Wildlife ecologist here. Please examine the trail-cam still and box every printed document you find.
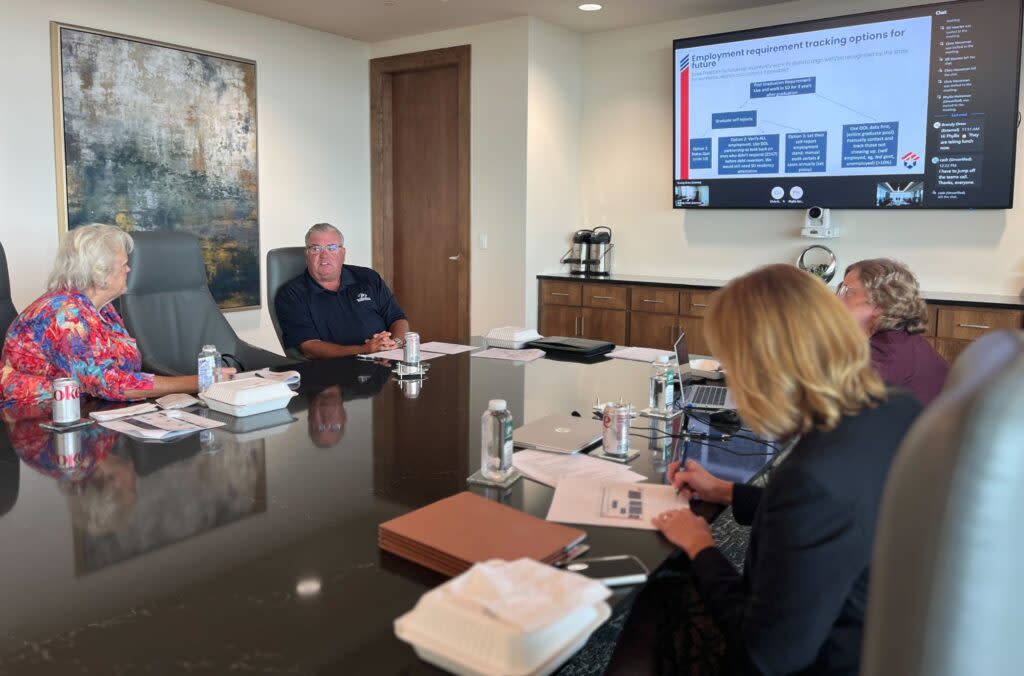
[547,476,688,530]
[100,410,225,440]
[512,450,646,487]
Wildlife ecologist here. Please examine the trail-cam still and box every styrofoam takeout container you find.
[198,378,297,417]
[394,589,610,676]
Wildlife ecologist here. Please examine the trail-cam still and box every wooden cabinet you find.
[539,305,580,338]
[926,305,1023,363]
[538,284,626,342]
[539,280,581,307]
[629,312,678,350]
[538,277,1021,361]
[581,307,627,344]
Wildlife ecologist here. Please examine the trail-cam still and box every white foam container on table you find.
[198,378,297,417]
[394,590,610,676]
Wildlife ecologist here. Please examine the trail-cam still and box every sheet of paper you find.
[231,368,301,385]
[89,403,159,421]
[419,341,480,355]
[607,347,674,363]
[512,450,646,487]
[547,476,688,531]
[155,393,202,409]
[471,348,545,363]
[366,349,445,362]
[100,410,225,440]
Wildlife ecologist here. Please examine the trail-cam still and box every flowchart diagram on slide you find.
[675,16,933,180]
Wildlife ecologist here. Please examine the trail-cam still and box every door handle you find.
[592,295,613,300]
[691,303,708,309]
[574,315,579,335]
[958,323,990,330]
[642,299,664,304]
[448,254,461,261]
[551,292,570,297]
[581,314,585,335]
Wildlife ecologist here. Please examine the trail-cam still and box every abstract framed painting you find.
[51,23,260,310]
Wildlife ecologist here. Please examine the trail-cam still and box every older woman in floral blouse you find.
[0,224,210,404]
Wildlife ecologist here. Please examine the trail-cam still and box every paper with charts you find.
[547,476,689,530]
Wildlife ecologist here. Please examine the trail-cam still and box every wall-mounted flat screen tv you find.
[673,0,1023,209]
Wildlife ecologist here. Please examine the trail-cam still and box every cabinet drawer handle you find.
[642,299,664,304]
[550,292,570,297]
[691,303,708,309]
[574,316,579,335]
[592,295,613,300]
[581,315,586,334]
[958,323,990,330]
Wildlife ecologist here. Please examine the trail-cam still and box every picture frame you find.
[50,23,260,310]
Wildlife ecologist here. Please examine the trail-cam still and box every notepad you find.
[379,492,586,577]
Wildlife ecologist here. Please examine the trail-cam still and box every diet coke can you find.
[602,402,632,457]
[54,429,82,473]
[52,377,81,425]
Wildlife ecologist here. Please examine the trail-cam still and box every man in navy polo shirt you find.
[275,223,410,358]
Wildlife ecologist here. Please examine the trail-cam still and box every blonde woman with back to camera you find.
[838,258,949,405]
[607,264,922,675]
[0,224,229,405]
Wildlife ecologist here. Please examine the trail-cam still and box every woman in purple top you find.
[838,258,949,405]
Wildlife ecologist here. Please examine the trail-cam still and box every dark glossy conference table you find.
[0,347,779,674]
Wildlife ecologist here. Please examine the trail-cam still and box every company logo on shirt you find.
[356,292,372,303]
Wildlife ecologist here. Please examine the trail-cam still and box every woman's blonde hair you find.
[48,224,133,292]
[846,258,929,334]
[704,264,886,439]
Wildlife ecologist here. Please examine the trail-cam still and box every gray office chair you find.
[119,231,294,375]
[862,330,1024,676]
[0,242,20,346]
[266,246,308,360]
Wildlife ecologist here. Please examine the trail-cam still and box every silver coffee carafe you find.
[588,226,613,276]
[561,229,593,275]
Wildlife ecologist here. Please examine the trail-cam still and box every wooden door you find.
[629,312,678,350]
[540,305,579,337]
[371,47,470,343]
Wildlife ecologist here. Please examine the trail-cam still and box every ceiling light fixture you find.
[578,3,602,11]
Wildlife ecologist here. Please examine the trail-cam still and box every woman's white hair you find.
[48,224,134,292]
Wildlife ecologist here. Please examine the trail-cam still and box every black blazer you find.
[691,391,921,675]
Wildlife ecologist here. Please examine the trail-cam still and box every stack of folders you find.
[379,492,586,578]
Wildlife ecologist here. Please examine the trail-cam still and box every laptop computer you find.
[513,414,604,454]
[673,331,737,411]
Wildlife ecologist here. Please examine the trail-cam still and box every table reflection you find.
[300,358,392,448]
[3,400,268,575]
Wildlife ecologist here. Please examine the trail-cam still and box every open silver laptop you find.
[513,414,603,454]
[673,331,737,411]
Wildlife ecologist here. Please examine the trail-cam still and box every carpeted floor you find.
[554,506,754,675]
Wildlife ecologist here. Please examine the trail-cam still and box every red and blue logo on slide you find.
[902,151,920,169]
[678,54,690,179]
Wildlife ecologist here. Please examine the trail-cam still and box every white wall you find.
[372,19,531,335]
[525,19,583,327]
[0,0,371,352]
[578,0,1024,298]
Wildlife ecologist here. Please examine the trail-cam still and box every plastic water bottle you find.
[481,399,514,482]
[197,344,221,393]
[648,355,675,414]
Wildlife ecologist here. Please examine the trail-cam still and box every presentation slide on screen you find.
[675,16,933,181]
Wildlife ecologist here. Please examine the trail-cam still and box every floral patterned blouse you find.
[0,289,154,404]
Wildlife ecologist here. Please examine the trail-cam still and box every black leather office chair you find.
[862,330,1024,676]
[0,242,20,346]
[0,425,18,519]
[119,231,294,375]
[266,246,308,360]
